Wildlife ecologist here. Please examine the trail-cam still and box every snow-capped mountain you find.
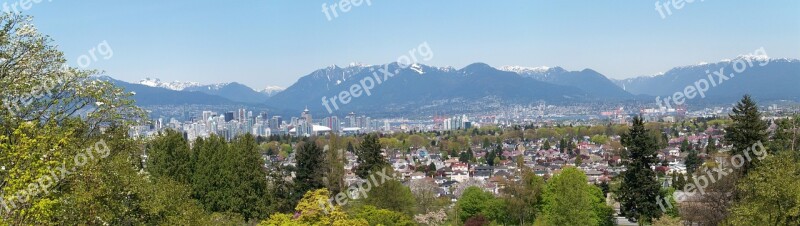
[260,86,285,97]
[138,78,201,91]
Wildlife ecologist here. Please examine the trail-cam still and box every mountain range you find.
[105,56,799,115]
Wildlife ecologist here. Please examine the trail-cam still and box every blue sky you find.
[19,0,800,89]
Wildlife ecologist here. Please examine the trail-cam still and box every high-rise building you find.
[224,112,234,122]
[346,112,356,128]
[323,116,340,133]
[270,116,283,131]
[238,108,247,121]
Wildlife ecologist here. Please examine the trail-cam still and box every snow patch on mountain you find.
[138,78,201,91]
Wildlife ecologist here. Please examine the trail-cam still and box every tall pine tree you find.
[294,140,326,202]
[618,116,662,224]
[355,134,389,178]
[724,95,768,174]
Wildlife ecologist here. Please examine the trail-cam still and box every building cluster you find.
[130,108,387,139]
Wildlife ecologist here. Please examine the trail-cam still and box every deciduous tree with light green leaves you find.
[538,167,598,226]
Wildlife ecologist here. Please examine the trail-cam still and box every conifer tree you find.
[618,116,662,224]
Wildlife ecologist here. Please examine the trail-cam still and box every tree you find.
[409,179,442,214]
[456,186,506,223]
[618,116,662,224]
[769,115,800,156]
[190,134,269,221]
[294,141,326,204]
[364,179,416,216]
[724,95,768,174]
[146,129,193,184]
[502,168,545,225]
[706,137,718,155]
[260,189,368,226]
[353,205,416,226]
[0,14,141,224]
[684,150,702,174]
[539,167,597,226]
[355,134,388,179]
[542,140,551,150]
[589,185,616,226]
[325,134,346,195]
[228,134,270,220]
[727,152,800,225]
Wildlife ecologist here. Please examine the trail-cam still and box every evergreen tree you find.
[724,95,769,174]
[542,140,551,150]
[294,141,326,202]
[229,134,270,220]
[685,150,702,174]
[146,129,193,184]
[618,116,662,224]
[355,134,389,178]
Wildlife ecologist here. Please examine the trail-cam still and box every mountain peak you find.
[138,77,201,91]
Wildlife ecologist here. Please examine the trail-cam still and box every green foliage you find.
[190,134,269,221]
[724,95,769,174]
[146,129,193,184]
[502,168,545,225]
[684,149,702,174]
[355,134,389,179]
[456,186,506,223]
[260,189,368,226]
[294,141,326,204]
[540,167,597,226]
[353,205,416,226]
[769,115,800,157]
[364,179,416,216]
[727,152,800,225]
[618,116,662,223]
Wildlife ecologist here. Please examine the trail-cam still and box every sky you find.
[17,0,800,89]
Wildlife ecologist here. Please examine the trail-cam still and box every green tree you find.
[261,189,368,226]
[355,134,389,179]
[727,152,800,225]
[456,186,506,223]
[229,134,270,220]
[618,116,662,224]
[706,137,718,155]
[294,141,326,204]
[353,205,416,226]
[0,14,141,224]
[364,179,416,216]
[502,168,545,225]
[769,115,800,156]
[325,134,346,195]
[146,129,193,184]
[542,140,551,150]
[684,150,702,174]
[724,95,769,174]
[539,167,597,226]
